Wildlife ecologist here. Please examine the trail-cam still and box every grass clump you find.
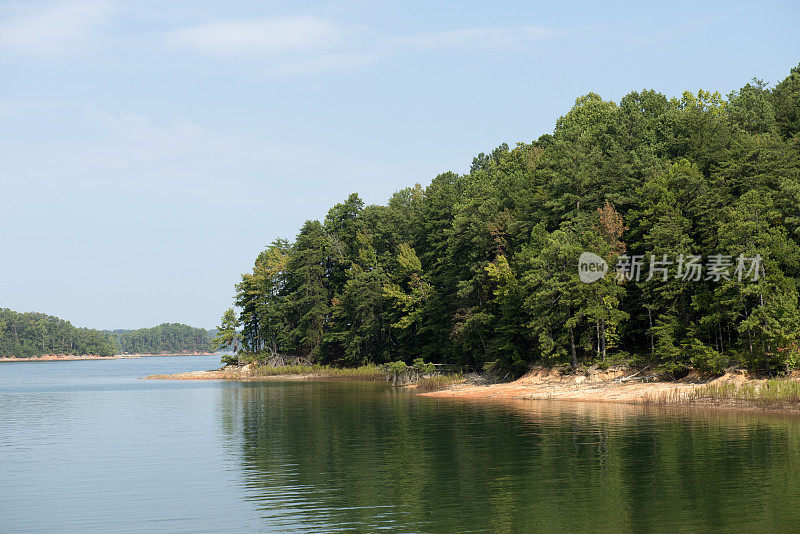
[252,363,386,381]
[322,364,386,381]
[689,378,800,407]
[416,374,463,391]
[243,358,460,388]
[253,364,322,376]
[643,378,800,408]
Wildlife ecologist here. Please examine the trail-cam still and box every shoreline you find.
[418,368,800,414]
[143,364,800,414]
[0,354,129,362]
[0,352,216,363]
[142,363,377,382]
[419,366,688,403]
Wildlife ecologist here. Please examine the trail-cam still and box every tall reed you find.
[643,379,800,408]
[252,363,386,381]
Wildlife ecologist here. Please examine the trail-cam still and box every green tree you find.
[286,220,330,361]
[211,308,240,364]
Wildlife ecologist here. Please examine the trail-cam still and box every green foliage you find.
[771,64,800,141]
[220,353,239,366]
[286,221,331,361]
[385,360,408,379]
[684,338,728,374]
[236,239,292,355]
[211,308,240,355]
[221,64,800,376]
[412,358,435,374]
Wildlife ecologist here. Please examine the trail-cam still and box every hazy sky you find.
[1,1,798,330]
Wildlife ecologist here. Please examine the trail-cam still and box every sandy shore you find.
[418,367,697,403]
[419,366,800,414]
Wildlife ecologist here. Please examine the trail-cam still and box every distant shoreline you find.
[0,352,216,362]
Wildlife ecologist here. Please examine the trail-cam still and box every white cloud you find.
[164,16,564,75]
[166,16,346,58]
[391,25,565,49]
[0,1,111,57]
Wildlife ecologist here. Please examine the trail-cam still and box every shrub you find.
[413,358,435,375]
[416,374,462,391]
[220,353,238,366]
[385,360,407,377]
[684,339,727,374]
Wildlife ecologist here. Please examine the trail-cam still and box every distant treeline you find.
[110,323,212,354]
[0,308,212,358]
[222,63,800,376]
[0,308,117,357]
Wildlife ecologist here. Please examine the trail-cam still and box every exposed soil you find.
[420,366,766,405]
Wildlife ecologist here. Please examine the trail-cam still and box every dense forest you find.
[223,64,800,376]
[0,308,118,357]
[0,309,212,358]
[110,324,212,354]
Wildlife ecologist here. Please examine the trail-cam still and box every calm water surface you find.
[3,356,800,533]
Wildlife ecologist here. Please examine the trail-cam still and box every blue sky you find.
[1,0,798,330]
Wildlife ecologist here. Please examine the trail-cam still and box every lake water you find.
[3,356,800,533]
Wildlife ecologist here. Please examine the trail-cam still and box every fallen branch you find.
[617,365,651,383]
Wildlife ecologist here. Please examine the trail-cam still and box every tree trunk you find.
[600,318,607,362]
[596,319,601,359]
[567,305,578,370]
[569,326,578,370]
